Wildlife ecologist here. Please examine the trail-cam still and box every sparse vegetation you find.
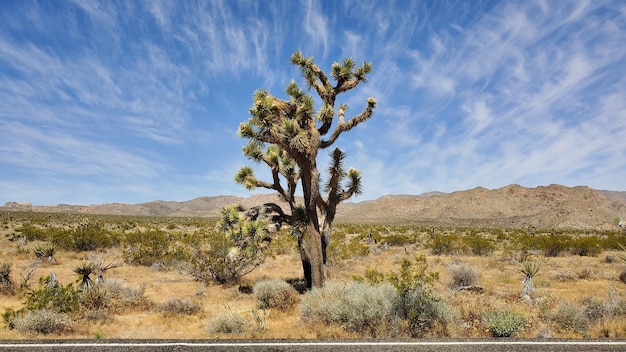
[253,278,298,311]
[158,297,202,316]
[550,301,590,333]
[11,309,73,335]
[299,281,397,337]
[190,205,270,285]
[387,255,449,337]
[448,263,479,289]
[207,312,246,334]
[0,262,14,295]
[483,310,526,337]
[1,210,626,339]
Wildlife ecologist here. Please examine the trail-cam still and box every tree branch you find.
[320,98,376,149]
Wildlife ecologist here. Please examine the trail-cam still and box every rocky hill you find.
[3,184,626,230]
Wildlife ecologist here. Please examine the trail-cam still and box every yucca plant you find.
[72,261,96,289]
[90,257,122,285]
[520,261,540,296]
[33,243,57,264]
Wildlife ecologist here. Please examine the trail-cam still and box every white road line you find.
[1,341,626,348]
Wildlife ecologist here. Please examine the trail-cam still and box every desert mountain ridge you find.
[2,184,626,230]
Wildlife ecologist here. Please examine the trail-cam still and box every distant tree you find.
[236,51,376,288]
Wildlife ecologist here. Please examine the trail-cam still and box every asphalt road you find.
[1,340,626,352]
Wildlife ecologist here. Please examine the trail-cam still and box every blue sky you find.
[1,1,625,206]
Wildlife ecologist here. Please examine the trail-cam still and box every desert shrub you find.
[79,286,109,311]
[15,224,47,241]
[483,310,526,337]
[463,234,495,256]
[4,275,79,333]
[327,238,370,264]
[387,255,449,337]
[363,267,386,284]
[47,220,117,252]
[570,236,602,257]
[207,312,246,334]
[158,297,202,316]
[427,234,459,255]
[448,264,479,289]
[268,229,296,255]
[393,288,449,337]
[299,281,397,337]
[539,235,569,257]
[190,206,270,285]
[24,275,80,314]
[382,233,413,247]
[123,228,170,266]
[581,296,612,323]
[551,301,589,333]
[12,309,73,335]
[0,262,14,295]
[103,279,153,312]
[253,278,298,311]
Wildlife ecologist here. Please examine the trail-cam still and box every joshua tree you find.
[192,205,270,284]
[236,51,376,288]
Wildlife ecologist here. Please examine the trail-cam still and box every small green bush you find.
[49,221,117,252]
[483,310,526,337]
[539,235,569,257]
[463,234,495,256]
[24,275,80,314]
[207,313,246,334]
[427,234,459,255]
[12,309,73,335]
[123,229,170,266]
[16,224,47,241]
[570,237,601,257]
[327,238,370,264]
[253,278,298,311]
[387,255,448,337]
[363,268,386,285]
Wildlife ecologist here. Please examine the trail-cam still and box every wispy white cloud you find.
[0,121,164,178]
[1,0,625,205]
[302,0,329,56]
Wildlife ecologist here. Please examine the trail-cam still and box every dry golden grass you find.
[1,218,625,340]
